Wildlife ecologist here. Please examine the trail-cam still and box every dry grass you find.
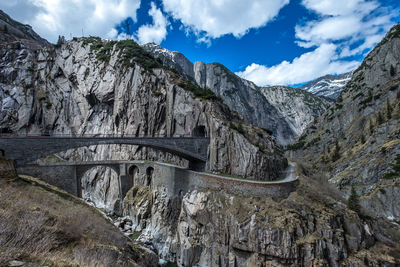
[0,163,158,267]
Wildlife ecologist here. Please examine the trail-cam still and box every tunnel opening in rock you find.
[146,167,154,188]
[192,125,207,137]
[81,166,120,213]
[128,165,139,186]
[0,149,4,157]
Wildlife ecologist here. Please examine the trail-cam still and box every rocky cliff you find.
[300,72,352,100]
[0,17,289,210]
[143,43,329,145]
[1,12,400,267]
[118,169,400,266]
[295,23,400,222]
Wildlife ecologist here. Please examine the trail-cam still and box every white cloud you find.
[236,44,359,86]
[136,2,169,44]
[0,0,141,43]
[296,0,397,51]
[238,0,399,86]
[295,16,362,47]
[301,0,376,16]
[161,0,289,39]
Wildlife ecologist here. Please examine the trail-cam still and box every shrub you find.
[387,99,392,120]
[331,141,341,162]
[178,81,220,101]
[55,35,66,48]
[347,186,361,213]
[361,134,366,144]
[116,39,162,70]
[229,122,245,135]
[390,65,396,76]
[383,154,400,179]
[377,111,384,125]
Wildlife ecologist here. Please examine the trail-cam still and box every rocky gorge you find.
[0,10,400,267]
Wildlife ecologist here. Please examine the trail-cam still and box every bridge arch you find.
[0,137,209,171]
[128,164,139,186]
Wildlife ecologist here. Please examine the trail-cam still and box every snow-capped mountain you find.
[300,72,352,100]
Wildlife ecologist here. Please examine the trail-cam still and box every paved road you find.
[279,161,297,182]
[191,161,298,185]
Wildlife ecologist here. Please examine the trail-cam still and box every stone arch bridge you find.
[0,135,209,169]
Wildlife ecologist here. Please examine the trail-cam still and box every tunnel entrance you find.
[0,149,4,157]
[192,125,207,137]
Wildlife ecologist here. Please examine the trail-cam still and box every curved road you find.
[189,161,298,184]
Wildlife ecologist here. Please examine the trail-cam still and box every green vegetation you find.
[286,135,306,151]
[211,62,239,86]
[115,39,163,70]
[390,65,396,76]
[387,99,392,120]
[229,122,245,134]
[82,37,163,70]
[55,35,65,48]
[178,81,220,101]
[383,154,400,179]
[152,90,163,97]
[369,119,374,134]
[377,111,384,125]
[359,90,373,110]
[129,231,141,240]
[331,141,341,162]
[361,134,366,144]
[82,36,116,63]
[347,186,361,213]
[0,172,150,266]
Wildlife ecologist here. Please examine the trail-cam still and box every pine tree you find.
[377,111,384,125]
[387,99,392,120]
[390,65,396,76]
[361,134,366,144]
[332,140,340,162]
[369,120,374,134]
[56,35,65,47]
[347,186,361,213]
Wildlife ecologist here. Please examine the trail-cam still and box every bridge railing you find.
[0,133,209,138]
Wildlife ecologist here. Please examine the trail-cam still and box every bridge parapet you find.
[0,136,209,168]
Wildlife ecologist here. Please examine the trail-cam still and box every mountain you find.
[1,11,400,266]
[0,9,49,47]
[300,71,352,100]
[0,36,285,182]
[143,43,329,145]
[294,22,400,222]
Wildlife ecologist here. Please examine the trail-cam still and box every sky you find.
[1,0,399,86]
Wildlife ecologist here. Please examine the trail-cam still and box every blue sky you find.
[1,0,399,86]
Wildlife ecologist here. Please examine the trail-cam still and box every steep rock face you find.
[121,176,400,266]
[0,38,286,181]
[300,72,352,100]
[143,44,328,145]
[296,23,400,221]
[0,10,49,47]
[260,86,329,138]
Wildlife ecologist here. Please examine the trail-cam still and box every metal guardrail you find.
[0,133,209,138]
